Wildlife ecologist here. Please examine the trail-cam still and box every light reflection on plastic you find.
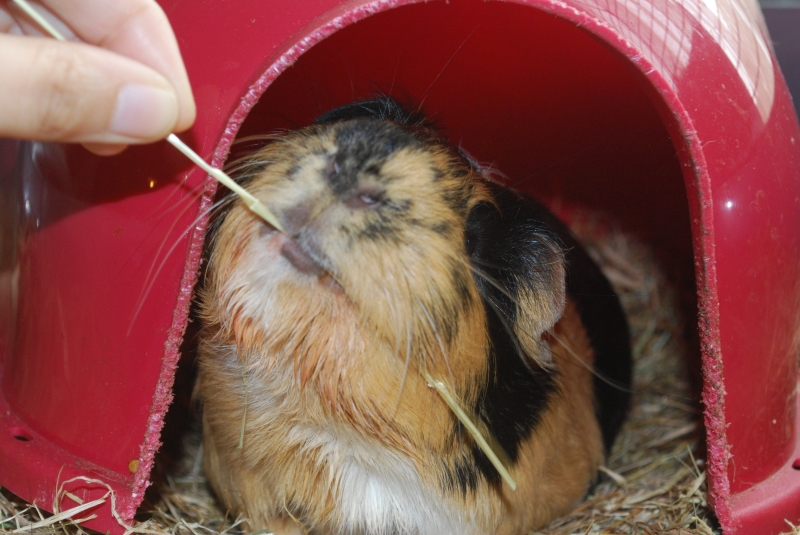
[586,0,692,90]
[581,0,774,123]
[689,0,774,122]
[725,200,734,209]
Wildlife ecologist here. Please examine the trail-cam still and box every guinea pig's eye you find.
[345,188,384,209]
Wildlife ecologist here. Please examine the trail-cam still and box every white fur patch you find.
[296,424,482,535]
[334,441,468,534]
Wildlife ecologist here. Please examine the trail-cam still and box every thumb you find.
[0,33,179,145]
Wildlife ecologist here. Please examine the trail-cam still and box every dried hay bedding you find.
[5,209,786,535]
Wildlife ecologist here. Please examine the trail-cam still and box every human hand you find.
[0,0,196,155]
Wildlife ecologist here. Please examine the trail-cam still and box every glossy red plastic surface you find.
[728,386,800,534]
[0,0,798,534]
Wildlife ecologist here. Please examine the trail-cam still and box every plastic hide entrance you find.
[0,0,798,534]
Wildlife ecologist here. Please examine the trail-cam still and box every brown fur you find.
[196,119,606,534]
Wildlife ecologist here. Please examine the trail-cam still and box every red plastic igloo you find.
[0,0,798,533]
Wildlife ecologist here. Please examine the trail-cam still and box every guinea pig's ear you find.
[512,245,566,368]
[466,193,567,369]
[314,97,426,126]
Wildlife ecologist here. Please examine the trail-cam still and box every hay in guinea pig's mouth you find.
[0,209,742,535]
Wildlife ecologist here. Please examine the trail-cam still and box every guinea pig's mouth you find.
[278,234,340,289]
[279,235,324,276]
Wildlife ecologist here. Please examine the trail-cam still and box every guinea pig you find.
[195,97,632,535]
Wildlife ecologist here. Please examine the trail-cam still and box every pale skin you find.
[0,0,196,155]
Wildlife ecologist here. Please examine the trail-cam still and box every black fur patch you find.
[460,184,632,488]
[314,97,428,127]
[326,120,421,197]
[441,184,471,216]
[352,199,414,243]
[450,261,475,314]
[471,185,632,459]
[315,98,424,197]
[441,455,480,495]
[464,191,563,486]
[357,212,402,242]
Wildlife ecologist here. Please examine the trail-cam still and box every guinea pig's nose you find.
[282,202,313,233]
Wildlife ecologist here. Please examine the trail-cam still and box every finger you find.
[39,0,196,132]
[0,6,16,32]
[82,142,128,156]
[0,33,179,144]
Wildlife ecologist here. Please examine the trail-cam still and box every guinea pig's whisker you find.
[547,331,635,395]
[127,184,210,331]
[382,284,402,356]
[239,365,249,450]
[225,159,275,174]
[389,272,422,415]
[144,173,207,220]
[463,259,554,367]
[467,256,502,271]
[416,23,482,114]
[221,162,257,178]
[388,55,401,98]
[469,260,564,370]
[417,298,455,388]
[223,154,273,174]
[482,294,529,361]
[118,180,206,278]
[480,165,511,185]
[391,318,414,419]
[225,172,272,185]
[203,195,241,245]
[208,193,239,216]
[467,264,518,304]
[128,194,235,336]
[281,502,308,532]
[220,168,274,188]
[232,133,288,146]
[458,150,510,185]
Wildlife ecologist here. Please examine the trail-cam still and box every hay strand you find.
[421,369,517,490]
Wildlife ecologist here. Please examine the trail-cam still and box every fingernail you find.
[109,84,178,139]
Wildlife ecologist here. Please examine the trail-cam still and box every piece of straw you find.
[166,135,284,231]
[421,369,517,490]
[11,0,66,41]
[238,366,249,449]
[11,498,104,533]
[51,476,161,535]
[11,0,283,231]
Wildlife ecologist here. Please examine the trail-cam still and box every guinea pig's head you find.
[200,99,566,402]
